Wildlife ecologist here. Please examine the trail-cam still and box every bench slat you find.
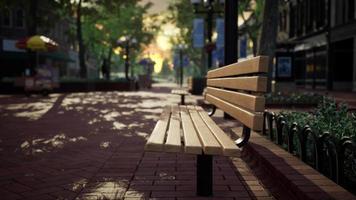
[187,105,222,155]
[180,106,202,154]
[165,105,182,152]
[145,106,171,151]
[206,94,263,131]
[206,87,265,112]
[207,56,268,78]
[207,76,267,92]
[196,106,241,157]
[172,89,189,95]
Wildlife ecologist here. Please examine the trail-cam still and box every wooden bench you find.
[171,89,189,105]
[145,56,269,196]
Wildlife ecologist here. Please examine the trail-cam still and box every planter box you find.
[189,77,206,95]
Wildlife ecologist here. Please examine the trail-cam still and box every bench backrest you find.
[205,56,269,131]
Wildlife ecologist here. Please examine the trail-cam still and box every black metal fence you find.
[262,111,356,193]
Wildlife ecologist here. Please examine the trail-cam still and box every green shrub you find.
[312,98,356,140]
[280,97,356,142]
[266,92,323,105]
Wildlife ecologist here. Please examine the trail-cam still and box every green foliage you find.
[238,0,264,55]
[82,1,158,58]
[265,92,324,105]
[166,0,205,77]
[280,98,356,142]
[159,59,173,77]
[281,111,313,128]
[313,98,356,140]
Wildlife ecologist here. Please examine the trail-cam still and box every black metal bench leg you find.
[197,154,213,196]
[181,94,185,105]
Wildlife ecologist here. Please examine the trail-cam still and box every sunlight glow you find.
[156,35,171,51]
[150,53,164,73]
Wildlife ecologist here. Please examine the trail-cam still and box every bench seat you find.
[145,105,241,157]
[145,56,269,197]
[171,89,189,95]
[171,89,189,105]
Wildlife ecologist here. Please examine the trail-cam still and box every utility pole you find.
[206,2,213,69]
[191,0,224,70]
[180,48,183,87]
[224,0,238,65]
[224,0,238,119]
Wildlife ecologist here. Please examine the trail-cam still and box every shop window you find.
[2,7,12,27]
[15,9,25,28]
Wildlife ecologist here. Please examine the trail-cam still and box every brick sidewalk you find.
[0,84,274,200]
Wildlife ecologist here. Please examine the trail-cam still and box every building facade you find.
[276,0,356,91]
[0,1,80,80]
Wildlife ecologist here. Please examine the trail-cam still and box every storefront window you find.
[2,8,12,27]
[15,9,25,28]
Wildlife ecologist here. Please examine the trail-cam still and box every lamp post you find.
[176,44,187,87]
[191,0,224,70]
[117,36,137,81]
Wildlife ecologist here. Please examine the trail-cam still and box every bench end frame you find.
[235,125,251,147]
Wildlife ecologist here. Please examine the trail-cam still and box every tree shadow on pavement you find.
[0,90,268,200]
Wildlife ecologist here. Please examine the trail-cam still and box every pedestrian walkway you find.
[0,84,275,199]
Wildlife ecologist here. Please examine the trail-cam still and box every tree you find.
[166,0,203,76]
[57,0,97,79]
[258,0,279,92]
[238,0,264,56]
[76,0,87,78]
[56,0,157,80]
[81,1,158,80]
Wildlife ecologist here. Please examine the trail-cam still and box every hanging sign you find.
[193,18,204,48]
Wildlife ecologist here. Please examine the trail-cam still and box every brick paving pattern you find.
[0,84,275,200]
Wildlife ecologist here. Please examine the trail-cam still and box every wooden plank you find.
[180,106,202,154]
[171,89,189,95]
[207,56,268,78]
[196,106,241,157]
[207,76,267,92]
[145,106,171,151]
[187,106,222,155]
[206,87,265,112]
[165,105,182,152]
[206,94,263,131]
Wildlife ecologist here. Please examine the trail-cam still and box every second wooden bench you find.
[145,56,269,196]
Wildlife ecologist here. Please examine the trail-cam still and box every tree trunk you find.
[106,47,113,80]
[77,0,87,79]
[258,0,279,92]
[124,44,130,81]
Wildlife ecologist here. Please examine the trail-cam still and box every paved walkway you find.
[0,83,274,200]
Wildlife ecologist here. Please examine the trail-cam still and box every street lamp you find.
[176,44,188,87]
[191,0,224,70]
[117,36,137,81]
